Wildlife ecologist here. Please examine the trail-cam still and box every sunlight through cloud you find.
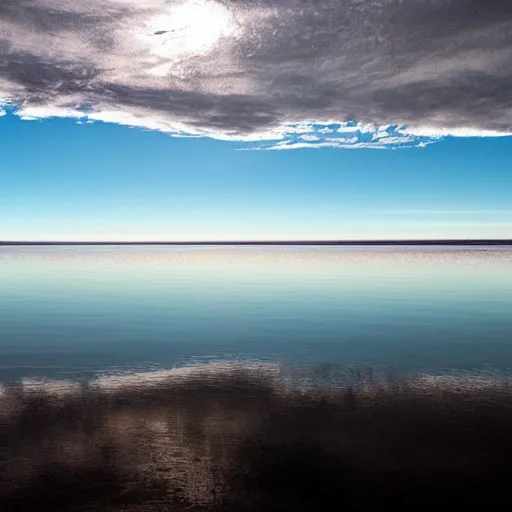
[140,0,239,58]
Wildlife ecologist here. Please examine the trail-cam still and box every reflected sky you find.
[0,246,511,383]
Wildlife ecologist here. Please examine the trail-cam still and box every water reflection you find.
[1,246,512,382]
[1,362,512,509]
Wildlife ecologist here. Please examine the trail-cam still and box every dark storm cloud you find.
[1,0,511,147]
[1,50,99,96]
[102,83,281,133]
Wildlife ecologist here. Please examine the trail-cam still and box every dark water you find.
[1,246,512,510]
[0,245,511,382]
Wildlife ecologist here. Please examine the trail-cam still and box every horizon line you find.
[1,239,511,246]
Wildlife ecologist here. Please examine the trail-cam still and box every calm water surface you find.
[1,245,511,383]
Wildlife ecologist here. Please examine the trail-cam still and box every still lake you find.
[1,245,511,383]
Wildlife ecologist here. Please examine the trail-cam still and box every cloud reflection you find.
[1,362,512,509]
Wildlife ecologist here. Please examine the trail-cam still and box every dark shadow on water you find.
[1,364,512,510]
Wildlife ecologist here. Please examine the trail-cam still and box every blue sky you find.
[1,113,511,241]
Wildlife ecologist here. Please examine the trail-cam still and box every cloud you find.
[248,122,439,150]
[1,0,512,148]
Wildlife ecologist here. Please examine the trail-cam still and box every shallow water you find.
[0,245,511,383]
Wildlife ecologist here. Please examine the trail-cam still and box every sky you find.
[1,0,512,241]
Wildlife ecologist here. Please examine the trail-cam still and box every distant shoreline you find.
[1,240,511,247]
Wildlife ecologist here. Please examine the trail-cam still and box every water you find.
[2,245,512,509]
[1,245,511,383]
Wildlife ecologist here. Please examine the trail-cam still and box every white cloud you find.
[16,105,86,121]
[264,141,345,150]
[397,125,512,138]
[251,123,439,150]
